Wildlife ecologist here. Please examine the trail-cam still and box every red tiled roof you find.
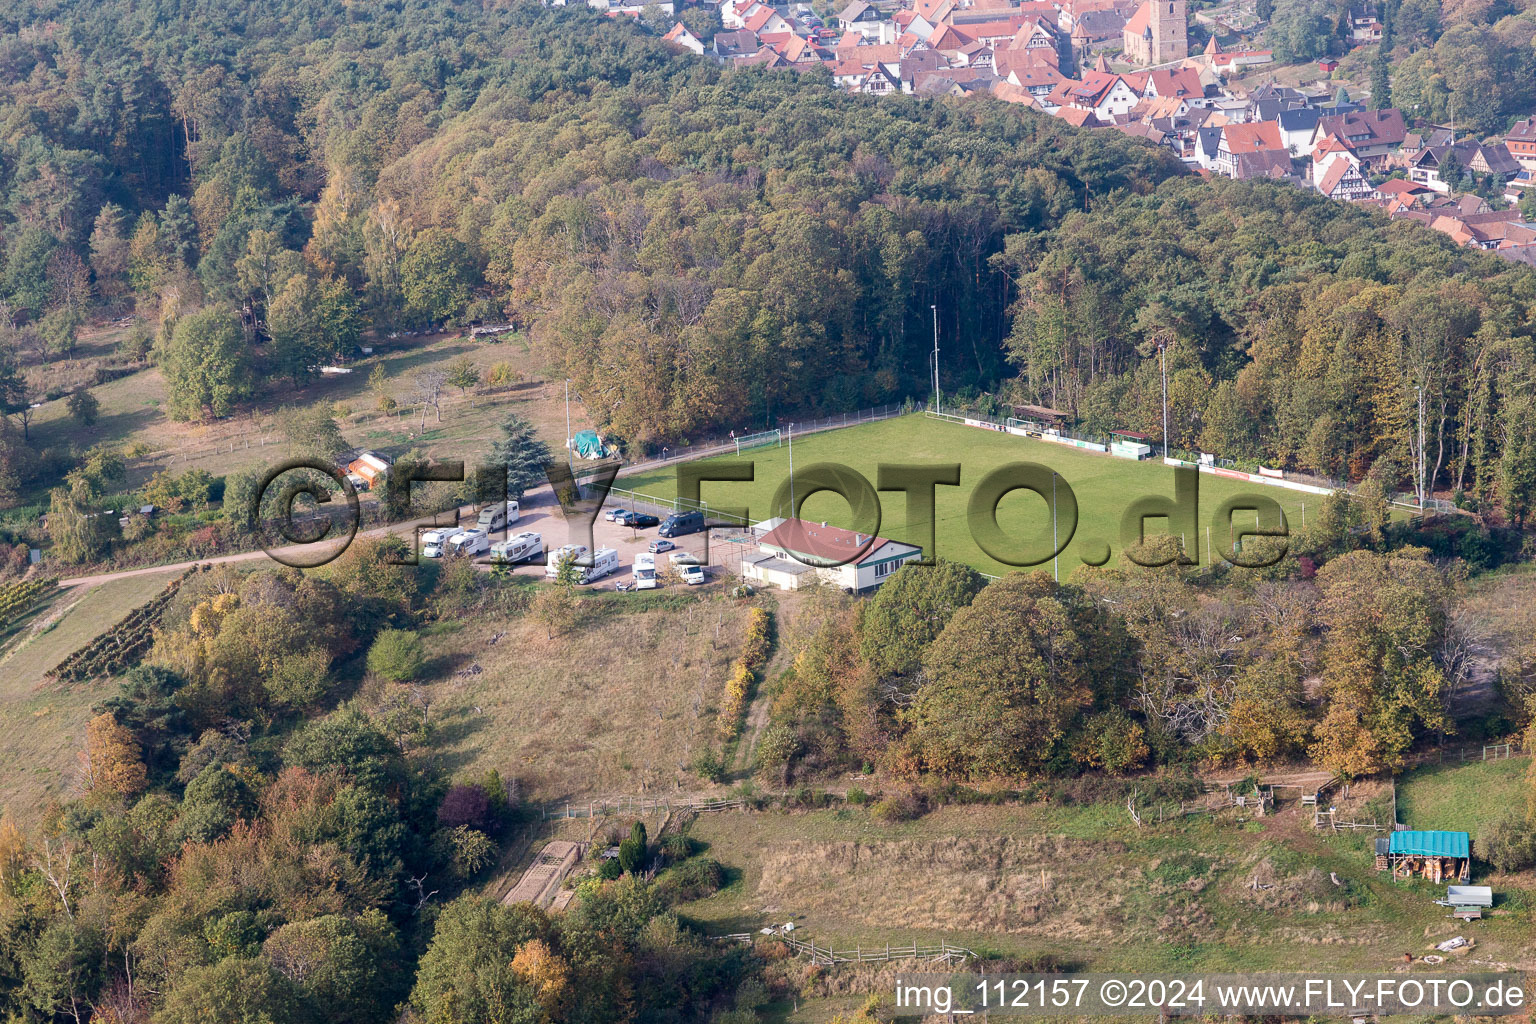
[1147,67,1202,98]
[760,519,902,565]
[1224,120,1285,154]
[1058,107,1103,127]
[1382,179,1425,198]
[1124,1,1151,35]
[743,6,780,32]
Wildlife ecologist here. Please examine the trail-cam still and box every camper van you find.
[658,510,704,538]
[633,552,658,590]
[544,544,590,578]
[447,528,490,556]
[420,528,455,559]
[490,531,543,564]
[476,501,520,533]
[579,548,620,585]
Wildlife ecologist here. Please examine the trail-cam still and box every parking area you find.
[405,493,731,591]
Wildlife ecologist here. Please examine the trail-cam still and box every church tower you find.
[1149,0,1188,63]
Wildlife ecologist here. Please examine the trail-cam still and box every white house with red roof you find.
[662,22,705,54]
[741,5,793,36]
[1314,159,1376,201]
[745,518,922,592]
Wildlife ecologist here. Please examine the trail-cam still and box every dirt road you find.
[57,484,731,591]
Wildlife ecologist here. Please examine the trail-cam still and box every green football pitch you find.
[621,414,1332,578]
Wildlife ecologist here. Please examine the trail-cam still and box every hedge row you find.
[0,576,57,629]
[49,566,203,682]
[718,607,773,742]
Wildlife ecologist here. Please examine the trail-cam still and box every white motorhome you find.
[447,528,490,556]
[579,548,620,584]
[633,552,658,590]
[420,527,455,558]
[476,500,520,532]
[491,531,543,563]
[545,544,590,578]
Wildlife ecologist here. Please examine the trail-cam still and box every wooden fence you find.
[716,933,977,967]
[1399,741,1529,770]
[539,796,746,820]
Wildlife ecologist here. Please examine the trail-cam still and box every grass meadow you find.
[0,568,185,821]
[625,415,1331,578]
[19,325,582,505]
[414,590,759,803]
[1396,757,1530,835]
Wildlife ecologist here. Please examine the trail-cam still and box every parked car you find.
[668,551,700,566]
[618,511,659,528]
[658,510,704,537]
[603,507,630,522]
[679,563,706,585]
[648,539,675,554]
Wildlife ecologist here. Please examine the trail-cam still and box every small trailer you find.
[1436,885,1492,919]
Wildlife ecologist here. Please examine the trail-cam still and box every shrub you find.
[1480,812,1536,872]
[597,858,622,880]
[1072,709,1151,776]
[692,749,726,782]
[659,833,694,859]
[617,835,644,874]
[367,628,426,682]
[846,787,869,805]
[438,783,492,830]
[753,723,799,783]
[717,662,753,742]
[657,857,724,901]
[740,608,772,669]
[869,788,926,822]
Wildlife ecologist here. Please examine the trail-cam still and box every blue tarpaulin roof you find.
[1389,830,1469,858]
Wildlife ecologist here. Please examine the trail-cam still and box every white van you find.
[633,552,658,590]
[545,544,590,578]
[491,531,543,564]
[421,527,455,558]
[447,528,490,556]
[579,548,620,584]
[476,500,519,532]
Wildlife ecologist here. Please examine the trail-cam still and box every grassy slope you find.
[0,568,184,820]
[1396,758,1530,835]
[20,329,583,500]
[625,414,1326,578]
[417,591,757,802]
[676,782,1535,979]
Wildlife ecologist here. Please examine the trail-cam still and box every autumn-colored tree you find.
[510,938,571,1018]
[904,573,1112,777]
[1308,550,1451,777]
[81,713,148,796]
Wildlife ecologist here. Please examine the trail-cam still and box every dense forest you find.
[0,0,1528,530]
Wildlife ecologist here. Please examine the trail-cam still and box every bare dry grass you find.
[675,796,1536,973]
[418,593,759,802]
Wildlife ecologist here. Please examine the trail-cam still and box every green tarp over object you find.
[1388,830,1470,858]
